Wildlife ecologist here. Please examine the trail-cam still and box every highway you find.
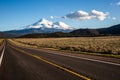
[0,40,120,80]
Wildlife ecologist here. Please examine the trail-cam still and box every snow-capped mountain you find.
[4,18,74,37]
[21,18,73,30]
[25,18,53,29]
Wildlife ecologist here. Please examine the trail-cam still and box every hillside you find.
[19,32,73,38]
[0,32,12,38]
[19,24,120,38]
[71,24,120,36]
[99,24,120,35]
[70,29,100,36]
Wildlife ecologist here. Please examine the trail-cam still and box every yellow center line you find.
[10,45,91,80]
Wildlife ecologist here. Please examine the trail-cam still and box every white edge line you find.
[15,45,120,66]
[0,46,5,67]
[45,51,120,66]
[66,55,120,66]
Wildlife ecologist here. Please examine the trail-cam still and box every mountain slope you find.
[19,32,72,38]
[0,32,12,38]
[99,24,120,35]
[23,18,72,30]
[70,29,100,36]
[70,24,120,36]
[4,18,74,37]
[22,18,53,29]
[20,24,120,38]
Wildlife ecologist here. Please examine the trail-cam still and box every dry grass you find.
[11,37,120,55]
[0,39,3,46]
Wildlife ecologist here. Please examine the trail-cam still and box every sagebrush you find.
[13,37,120,54]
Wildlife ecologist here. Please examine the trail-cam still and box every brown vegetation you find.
[12,37,120,55]
[0,39,3,45]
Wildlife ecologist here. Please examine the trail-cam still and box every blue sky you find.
[0,0,120,31]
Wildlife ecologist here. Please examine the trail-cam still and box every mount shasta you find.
[4,18,74,37]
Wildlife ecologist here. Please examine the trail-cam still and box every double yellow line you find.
[10,45,91,80]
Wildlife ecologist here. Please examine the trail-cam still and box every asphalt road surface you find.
[0,40,120,80]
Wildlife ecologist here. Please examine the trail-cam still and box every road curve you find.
[0,40,120,80]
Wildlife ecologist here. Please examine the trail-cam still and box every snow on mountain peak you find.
[21,18,73,30]
[38,18,53,25]
[53,22,70,30]
[28,18,53,29]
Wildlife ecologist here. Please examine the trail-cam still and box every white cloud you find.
[50,16,61,19]
[110,1,120,6]
[116,2,120,6]
[112,17,117,20]
[64,10,95,20]
[50,16,54,19]
[63,10,108,21]
[91,10,108,20]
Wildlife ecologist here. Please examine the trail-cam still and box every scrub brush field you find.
[11,37,120,55]
[0,39,3,45]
